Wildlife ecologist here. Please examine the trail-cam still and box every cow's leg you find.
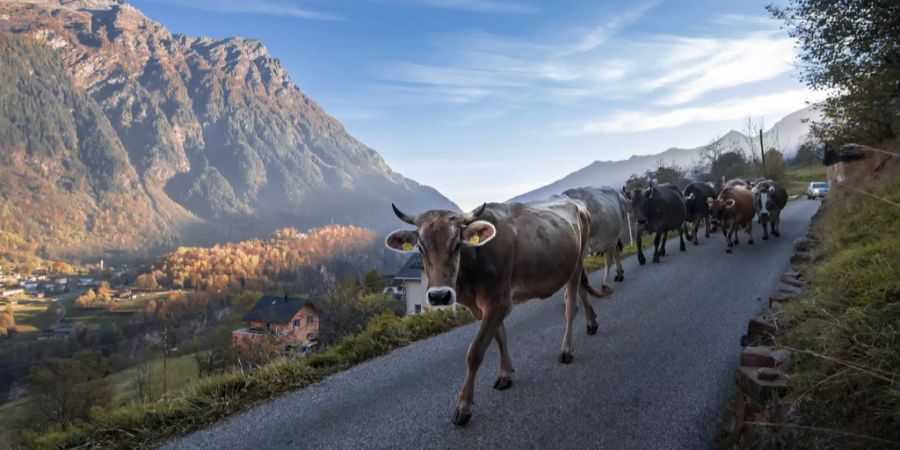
[746,221,754,245]
[704,216,711,238]
[679,225,686,251]
[636,228,646,265]
[652,231,662,263]
[684,222,693,241]
[761,216,769,240]
[601,249,612,288]
[659,231,668,256]
[692,219,700,245]
[559,278,580,363]
[579,285,599,336]
[492,323,514,391]
[726,226,734,253]
[772,214,780,237]
[453,303,505,426]
[613,244,624,282]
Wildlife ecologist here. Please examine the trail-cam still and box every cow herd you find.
[384,177,789,426]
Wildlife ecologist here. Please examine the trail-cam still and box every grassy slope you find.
[776,169,899,447]
[782,163,828,197]
[25,309,475,449]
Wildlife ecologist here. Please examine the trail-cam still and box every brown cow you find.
[708,186,756,253]
[385,199,609,426]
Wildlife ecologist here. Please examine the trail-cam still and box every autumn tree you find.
[25,354,112,429]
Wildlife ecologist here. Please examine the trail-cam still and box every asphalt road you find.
[166,199,820,450]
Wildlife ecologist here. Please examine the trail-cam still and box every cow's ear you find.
[385,229,419,253]
[462,220,496,247]
[725,199,736,209]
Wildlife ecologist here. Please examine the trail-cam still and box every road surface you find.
[166,199,820,450]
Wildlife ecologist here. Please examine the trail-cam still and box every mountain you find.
[0,0,456,263]
[510,106,820,203]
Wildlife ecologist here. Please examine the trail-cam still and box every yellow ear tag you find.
[402,242,413,251]
[469,235,480,245]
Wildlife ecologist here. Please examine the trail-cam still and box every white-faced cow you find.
[682,182,717,245]
[627,183,687,264]
[562,187,631,290]
[708,186,756,253]
[752,180,788,240]
[385,199,609,426]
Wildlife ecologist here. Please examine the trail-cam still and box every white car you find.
[806,182,830,199]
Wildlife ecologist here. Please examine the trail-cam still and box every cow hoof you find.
[614,274,624,282]
[773,232,780,237]
[559,352,574,364]
[493,376,513,391]
[726,248,732,254]
[693,240,699,246]
[586,322,599,336]
[749,240,754,245]
[451,407,472,426]
[638,254,646,265]
[652,256,660,264]
[685,234,693,241]
[680,245,686,252]
[763,235,769,240]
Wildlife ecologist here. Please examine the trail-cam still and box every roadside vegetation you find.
[21,308,474,449]
[773,163,899,447]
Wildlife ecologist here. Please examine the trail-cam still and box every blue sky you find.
[132,0,821,210]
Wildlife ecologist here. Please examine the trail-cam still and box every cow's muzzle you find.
[426,287,456,306]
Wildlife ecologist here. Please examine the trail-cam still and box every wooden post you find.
[759,129,766,178]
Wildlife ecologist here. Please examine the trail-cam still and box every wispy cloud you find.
[370,3,797,113]
[564,89,827,135]
[147,0,344,20]
[378,0,538,14]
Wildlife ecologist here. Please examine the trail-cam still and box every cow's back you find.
[475,200,586,301]
[650,184,686,231]
[563,187,629,249]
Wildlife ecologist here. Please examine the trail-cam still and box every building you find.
[232,295,319,354]
[393,253,456,315]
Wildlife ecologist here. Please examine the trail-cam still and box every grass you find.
[23,309,475,449]
[4,299,60,342]
[106,354,200,406]
[782,163,828,197]
[772,169,900,447]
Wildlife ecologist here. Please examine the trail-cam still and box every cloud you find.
[380,0,538,14]
[567,89,828,135]
[147,0,344,20]
[371,2,797,110]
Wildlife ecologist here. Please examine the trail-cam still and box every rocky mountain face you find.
[510,107,820,203]
[0,0,455,262]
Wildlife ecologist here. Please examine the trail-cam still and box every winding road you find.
[166,199,820,450]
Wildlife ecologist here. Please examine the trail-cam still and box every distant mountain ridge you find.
[510,106,821,203]
[0,0,456,262]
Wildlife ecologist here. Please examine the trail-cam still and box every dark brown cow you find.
[708,186,756,253]
[385,199,608,426]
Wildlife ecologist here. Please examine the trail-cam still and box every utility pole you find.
[759,129,766,178]
[162,325,168,397]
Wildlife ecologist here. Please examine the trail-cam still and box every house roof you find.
[394,253,423,280]
[243,295,313,324]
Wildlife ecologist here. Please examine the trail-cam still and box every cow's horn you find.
[686,193,695,201]
[392,203,415,225]
[463,203,487,224]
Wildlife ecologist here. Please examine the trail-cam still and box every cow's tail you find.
[581,270,612,299]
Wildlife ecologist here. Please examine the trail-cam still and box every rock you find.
[779,274,807,288]
[794,238,813,252]
[783,268,801,279]
[790,251,812,264]
[778,283,805,295]
[741,346,793,370]
[770,291,799,304]
[742,316,777,346]
[735,367,790,404]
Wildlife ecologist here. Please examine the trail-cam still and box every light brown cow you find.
[385,198,609,426]
[708,186,757,253]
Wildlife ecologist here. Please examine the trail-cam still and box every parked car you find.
[806,181,830,199]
